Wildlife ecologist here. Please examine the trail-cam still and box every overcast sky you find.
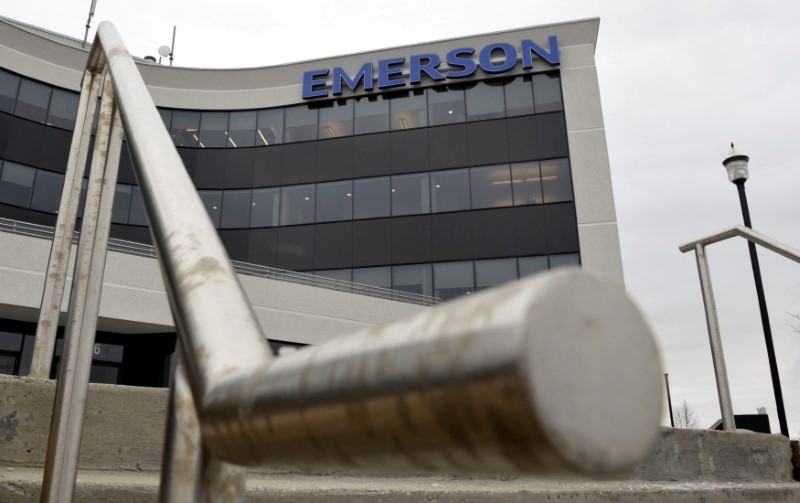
[3,0,799,434]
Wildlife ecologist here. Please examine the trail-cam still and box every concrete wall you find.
[0,231,425,344]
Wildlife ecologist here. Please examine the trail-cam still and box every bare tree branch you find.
[674,399,700,429]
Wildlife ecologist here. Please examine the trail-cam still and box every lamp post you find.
[722,144,789,437]
[664,373,674,428]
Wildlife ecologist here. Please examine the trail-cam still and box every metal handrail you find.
[0,217,440,306]
[34,22,663,502]
[678,225,800,431]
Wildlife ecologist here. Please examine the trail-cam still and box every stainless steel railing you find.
[33,22,664,502]
[0,217,440,306]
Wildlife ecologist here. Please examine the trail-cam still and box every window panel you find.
[427,86,466,126]
[318,100,353,139]
[0,70,20,113]
[316,180,352,223]
[198,190,222,228]
[391,172,430,216]
[433,261,474,300]
[228,111,257,147]
[170,111,200,147]
[46,89,79,129]
[221,189,252,228]
[354,95,389,134]
[388,89,427,130]
[128,187,147,226]
[511,161,543,206]
[470,165,512,209]
[392,263,433,297]
[353,176,390,219]
[256,109,284,145]
[15,79,51,122]
[158,109,172,130]
[110,184,132,224]
[549,253,580,269]
[540,158,573,203]
[315,269,352,282]
[250,187,280,227]
[518,256,549,277]
[430,169,470,213]
[199,111,229,148]
[353,266,391,289]
[504,76,535,117]
[284,105,318,143]
[475,258,517,291]
[30,170,64,213]
[533,73,563,113]
[280,184,315,225]
[0,331,23,352]
[0,161,35,207]
[465,81,505,121]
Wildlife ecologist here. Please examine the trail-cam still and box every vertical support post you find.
[29,72,101,380]
[693,243,735,431]
[40,74,124,503]
[664,373,675,428]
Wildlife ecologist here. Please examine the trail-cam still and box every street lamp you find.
[722,144,789,437]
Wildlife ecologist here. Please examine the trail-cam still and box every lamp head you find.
[722,142,750,183]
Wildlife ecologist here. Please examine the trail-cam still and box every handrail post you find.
[693,243,735,431]
[40,74,124,502]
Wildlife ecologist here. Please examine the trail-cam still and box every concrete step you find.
[1,467,799,502]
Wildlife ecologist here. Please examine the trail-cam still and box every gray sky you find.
[4,0,799,434]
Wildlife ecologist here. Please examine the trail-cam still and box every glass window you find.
[353,267,391,289]
[316,180,352,223]
[256,109,284,145]
[433,261,474,300]
[465,81,505,121]
[158,109,172,131]
[431,169,470,213]
[284,105,318,143]
[0,331,23,351]
[0,354,16,375]
[504,76,535,117]
[15,79,51,122]
[354,95,389,134]
[110,184,132,224]
[30,170,64,213]
[315,269,352,282]
[221,189,252,228]
[128,187,147,226]
[171,111,200,147]
[533,73,563,113]
[46,89,79,129]
[392,264,433,297]
[549,253,580,269]
[470,165,512,209]
[475,258,517,291]
[0,70,20,113]
[280,184,315,225]
[198,190,222,228]
[77,178,88,218]
[250,187,280,227]
[353,176,390,219]
[0,161,35,207]
[511,161,543,206]
[318,100,353,139]
[540,158,573,203]
[391,172,430,216]
[228,111,257,148]
[199,112,229,148]
[388,89,427,130]
[18,334,35,377]
[518,256,549,277]
[427,86,466,126]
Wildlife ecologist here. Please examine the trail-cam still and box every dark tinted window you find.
[518,256,548,277]
[392,263,433,296]
[315,269,352,282]
[257,109,284,145]
[353,176,390,219]
[431,169,470,213]
[354,95,389,134]
[475,258,517,291]
[511,161,543,205]
[250,187,280,227]
[549,253,580,268]
[316,180,352,223]
[540,158,573,203]
[221,189,251,228]
[171,111,200,147]
[433,261,474,300]
[30,170,64,213]
[504,76,534,116]
[353,266,391,289]
[388,89,427,130]
[110,184,132,224]
[470,165,512,209]
[15,79,51,122]
[391,172,430,216]
[46,89,79,129]
[284,106,318,143]
[228,111,257,148]
[128,187,147,226]
[198,190,222,228]
[318,100,353,139]
[533,73,563,113]
[428,86,466,126]
[465,81,505,121]
[280,184,315,225]
[0,161,35,207]
[0,70,20,113]
[158,109,172,130]
[199,112,229,148]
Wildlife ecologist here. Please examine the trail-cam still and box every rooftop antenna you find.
[82,0,98,48]
[169,26,176,66]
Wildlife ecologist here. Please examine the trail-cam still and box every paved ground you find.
[2,467,799,502]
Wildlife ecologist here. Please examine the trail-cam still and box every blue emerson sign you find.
[302,35,559,99]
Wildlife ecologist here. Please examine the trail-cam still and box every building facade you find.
[0,16,622,386]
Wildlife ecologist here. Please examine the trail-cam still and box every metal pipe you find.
[735,179,789,437]
[664,373,674,428]
[40,76,124,502]
[29,73,101,380]
[692,243,735,431]
[679,225,800,263]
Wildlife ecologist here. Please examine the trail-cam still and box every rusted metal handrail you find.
[36,21,664,502]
